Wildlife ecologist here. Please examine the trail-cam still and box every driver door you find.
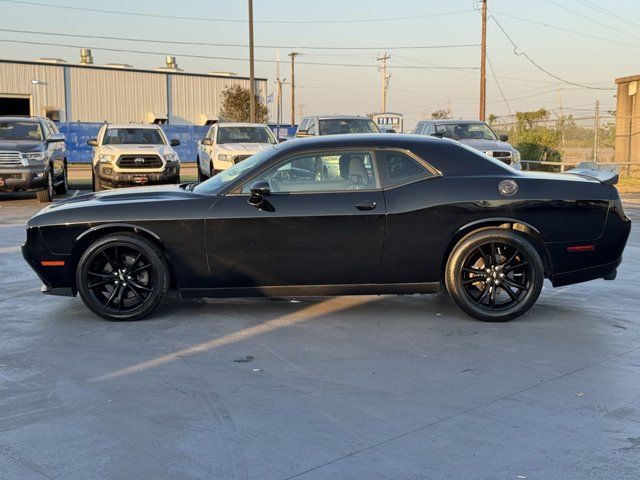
[205,149,386,288]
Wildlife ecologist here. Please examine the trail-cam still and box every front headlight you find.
[24,152,46,162]
[98,154,115,164]
[164,153,178,162]
[218,154,233,162]
[512,150,521,163]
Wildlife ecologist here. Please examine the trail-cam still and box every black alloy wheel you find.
[77,233,169,321]
[446,228,543,322]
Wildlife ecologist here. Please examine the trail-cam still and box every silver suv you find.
[413,119,522,170]
[296,115,380,137]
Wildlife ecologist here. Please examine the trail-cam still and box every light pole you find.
[289,52,301,127]
[479,0,487,121]
[248,0,256,123]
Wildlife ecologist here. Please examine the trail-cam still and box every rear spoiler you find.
[565,162,619,185]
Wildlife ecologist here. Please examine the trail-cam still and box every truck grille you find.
[0,151,23,167]
[117,155,163,169]
[233,155,252,164]
[485,150,511,164]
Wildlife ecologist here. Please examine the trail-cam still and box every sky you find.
[1,0,637,129]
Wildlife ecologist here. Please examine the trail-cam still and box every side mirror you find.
[87,138,98,147]
[277,137,288,142]
[170,138,180,147]
[248,181,273,210]
[295,129,309,137]
[499,134,509,142]
[201,137,213,146]
[47,133,65,143]
[431,132,444,138]
[385,129,396,134]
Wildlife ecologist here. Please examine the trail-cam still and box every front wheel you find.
[197,157,207,182]
[54,162,68,194]
[76,233,170,321]
[36,170,54,202]
[445,229,544,322]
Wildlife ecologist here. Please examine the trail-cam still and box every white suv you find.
[197,123,277,180]
[88,124,181,191]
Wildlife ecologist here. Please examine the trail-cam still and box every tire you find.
[445,228,544,322]
[36,170,54,202]
[92,168,103,192]
[197,158,207,182]
[76,233,170,321]
[54,162,68,194]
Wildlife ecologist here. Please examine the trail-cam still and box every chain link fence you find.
[490,114,639,177]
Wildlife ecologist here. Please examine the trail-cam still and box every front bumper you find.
[96,164,180,188]
[22,227,76,296]
[0,165,48,191]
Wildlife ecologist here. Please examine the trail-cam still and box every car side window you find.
[242,151,378,193]
[423,123,436,135]
[377,151,433,187]
[298,118,310,132]
[307,119,317,135]
[414,122,425,134]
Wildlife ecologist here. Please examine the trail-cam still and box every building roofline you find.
[0,58,268,82]
[615,74,640,85]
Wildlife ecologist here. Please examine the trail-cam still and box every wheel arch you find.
[71,224,176,289]
[441,218,553,280]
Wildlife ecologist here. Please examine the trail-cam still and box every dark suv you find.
[0,116,68,202]
[296,115,380,137]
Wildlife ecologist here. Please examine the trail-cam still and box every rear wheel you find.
[36,169,54,202]
[445,229,543,322]
[76,233,170,321]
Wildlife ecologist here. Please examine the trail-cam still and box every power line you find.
[489,15,615,91]
[0,0,473,24]
[577,0,640,31]
[491,10,640,50]
[485,53,511,114]
[0,38,479,70]
[0,28,478,51]
[544,0,640,42]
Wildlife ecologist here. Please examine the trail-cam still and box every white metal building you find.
[0,54,267,125]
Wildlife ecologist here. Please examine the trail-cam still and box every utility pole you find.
[594,99,600,162]
[289,52,301,127]
[248,0,255,123]
[377,52,391,113]
[479,0,487,121]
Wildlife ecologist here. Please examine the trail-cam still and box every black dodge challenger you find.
[22,134,631,322]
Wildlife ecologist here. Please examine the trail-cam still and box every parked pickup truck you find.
[0,116,68,202]
[197,123,277,180]
[88,124,181,191]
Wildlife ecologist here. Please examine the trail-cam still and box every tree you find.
[219,85,268,123]
[488,113,498,124]
[431,108,450,120]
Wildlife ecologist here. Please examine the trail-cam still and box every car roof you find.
[217,123,270,127]
[418,119,487,125]
[105,124,162,129]
[274,133,446,152]
[0,116,41,123]
[305,115,373,121]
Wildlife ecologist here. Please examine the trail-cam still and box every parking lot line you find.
[0,246,21,254]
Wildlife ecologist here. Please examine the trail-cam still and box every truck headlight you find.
[218,154,232,162]
[512,150,521,163]
[98,154,115,164]
[164,153,178,162]
[24,152,46,162]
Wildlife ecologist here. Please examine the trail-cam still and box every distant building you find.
[0,51,267,125]
[614,74,640,163]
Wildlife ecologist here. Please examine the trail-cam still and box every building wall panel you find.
[69,67,167,123]
[0,62,66,119]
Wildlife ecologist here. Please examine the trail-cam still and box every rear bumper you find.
[551,257,622,287]
[0,166,48,191]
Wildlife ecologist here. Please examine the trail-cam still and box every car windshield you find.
[103,128,165,145]
[318,119,380,135]
[0,121,43,141]
[435,122,498,141]
[193,146,277,194]
[217,126,276,144]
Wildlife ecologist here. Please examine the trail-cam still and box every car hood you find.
[458,138,516,152]
[217,143,271,153]
[99,144,174,155]
[28,184,203,226]
[0,140,44,153]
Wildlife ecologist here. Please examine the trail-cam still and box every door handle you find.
[355,201,377,211]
